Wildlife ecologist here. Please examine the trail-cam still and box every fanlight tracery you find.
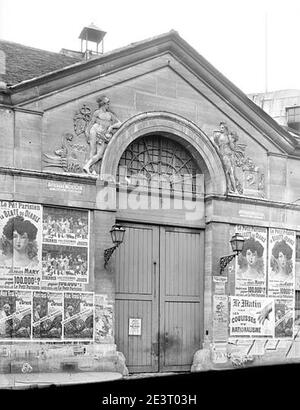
[117,135,202,198]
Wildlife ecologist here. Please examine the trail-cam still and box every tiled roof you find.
[0,40,82,86]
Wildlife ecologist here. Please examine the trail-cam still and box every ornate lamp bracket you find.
[104,245,118,268]
[219,233,245,274]
[104,224,126,268]
[219,253,237,275]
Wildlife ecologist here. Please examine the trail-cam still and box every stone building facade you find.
[0,31,300,374]
[248,89,300,132]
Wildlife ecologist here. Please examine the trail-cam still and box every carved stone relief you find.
[43,96,122,176]
[212,122,265,197]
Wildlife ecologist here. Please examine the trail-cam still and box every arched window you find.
[117,135,202,199]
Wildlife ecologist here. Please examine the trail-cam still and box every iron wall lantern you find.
[219,233,245,274]
[104,224,126,268]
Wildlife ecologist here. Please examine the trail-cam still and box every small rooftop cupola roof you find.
[79,23,106,59]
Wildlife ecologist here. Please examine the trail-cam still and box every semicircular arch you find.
[100,111,227,195]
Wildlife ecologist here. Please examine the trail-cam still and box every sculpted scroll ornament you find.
[212,122,265,197]
[43,97,122,176]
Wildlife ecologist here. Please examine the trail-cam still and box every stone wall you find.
[1,43,300,374]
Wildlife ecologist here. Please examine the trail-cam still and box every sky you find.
[0,0,300,94]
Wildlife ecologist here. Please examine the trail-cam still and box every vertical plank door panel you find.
[115,223,159,373]
[160,227,204,371]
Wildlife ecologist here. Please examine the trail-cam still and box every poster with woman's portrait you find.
[235,225,267,297]
[0,290,32,340]
[0,202,13,287]
[63,292,94,341]
[0,201,42,289]
[32,291,63,340]
[268,228,295,299]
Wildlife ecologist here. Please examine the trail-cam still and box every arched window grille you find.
[117,135,202,199]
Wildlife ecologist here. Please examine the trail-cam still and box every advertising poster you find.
[0,202,13,288]
[213,276,227,295]
[213,295,229,342]
[211,343,228,364]
[32,291,63,340]
[0,201,42,289]
[42,207,88,247]
[268,228,295,298]
[0,202,90,293]
[0,290,31,340]
[42,245,88,283]
[63,292,94,340]
[229,296,275,338]
[95,294,114,344]
[41,280,84,292]
[274,298,294,339]
[295,261,300,290]
[235,225,267,297]
[42,207,89,287]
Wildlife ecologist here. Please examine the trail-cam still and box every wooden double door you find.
[115,223,204,373]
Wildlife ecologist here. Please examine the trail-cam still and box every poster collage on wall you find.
[0,201,95,342]
[230,225,296,340]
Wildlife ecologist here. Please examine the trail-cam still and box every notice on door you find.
[129,318,142,336]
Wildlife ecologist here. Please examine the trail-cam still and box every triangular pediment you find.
[7,31,298,158]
